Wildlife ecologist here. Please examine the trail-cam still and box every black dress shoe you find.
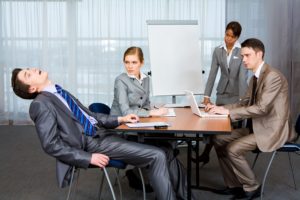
[191,153,210,167]
[231,186,261,200]
[244,186,261,200]
[210,187,244,196]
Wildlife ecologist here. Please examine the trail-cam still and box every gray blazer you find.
[204,45,248,105]
[110,73,151,117]
[29,91,119,188]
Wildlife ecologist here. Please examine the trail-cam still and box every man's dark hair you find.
[241,38,265,59]
[11,68,38,99]
[226,21,242,38]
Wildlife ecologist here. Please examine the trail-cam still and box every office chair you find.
[252,114,300,200]
[66,160,125,200]
[89,102,111,115]
[88,102,146,200]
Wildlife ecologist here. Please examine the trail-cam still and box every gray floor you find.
[0,125,299,200]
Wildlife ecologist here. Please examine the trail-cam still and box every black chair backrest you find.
[88,103,111,114]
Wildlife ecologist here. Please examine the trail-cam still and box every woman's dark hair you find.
[226,21,242,38]
[11,68,38,99]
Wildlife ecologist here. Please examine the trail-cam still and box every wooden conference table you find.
[115,108,231,200]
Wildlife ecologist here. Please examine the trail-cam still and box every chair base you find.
[66,166,117,200]
[252,150,298,200]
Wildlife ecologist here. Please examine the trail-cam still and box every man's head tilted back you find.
[11,68,50,99]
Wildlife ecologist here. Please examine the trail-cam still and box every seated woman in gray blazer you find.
[111,46,194,199]
[110,46,167,117]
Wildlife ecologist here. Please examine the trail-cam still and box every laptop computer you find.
[185,90,228,118]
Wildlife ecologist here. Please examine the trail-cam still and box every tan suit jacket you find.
[226,63,296,152]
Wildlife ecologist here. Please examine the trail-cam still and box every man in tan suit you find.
[206,38,296,200]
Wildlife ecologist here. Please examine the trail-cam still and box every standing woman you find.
[110,46,167,117]
[196,21,248,165]
[111,46,195,199]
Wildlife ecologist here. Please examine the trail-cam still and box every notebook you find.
[185,90,228,118]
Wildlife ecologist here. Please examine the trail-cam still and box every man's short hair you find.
[11,68,38,99]
[241,38,265,58]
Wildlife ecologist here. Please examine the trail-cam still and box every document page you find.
[163,108,176,117]
[125,122,170,128]
[164,103,189,108]
[163,103,205,108]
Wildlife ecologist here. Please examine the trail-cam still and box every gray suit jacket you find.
[110,73,151,117]
[29,91,119,188]
[226,64,296,152]
[204,45,248,105]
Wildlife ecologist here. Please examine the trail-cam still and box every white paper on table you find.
[162,108,176,117]
[125,122,170,128]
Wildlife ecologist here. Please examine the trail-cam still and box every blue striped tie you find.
[55,84,96,136]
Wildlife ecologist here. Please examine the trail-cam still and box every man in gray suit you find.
[206,38,296,199]
[11,67,177,200]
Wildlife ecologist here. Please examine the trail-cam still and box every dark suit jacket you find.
[29,91,119,187]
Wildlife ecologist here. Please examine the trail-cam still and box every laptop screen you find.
[185,90,228,118]
[185,90,202,116]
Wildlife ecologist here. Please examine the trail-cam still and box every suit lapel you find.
[221,49,230,74]
[130,77,146,92]
[256,64,268,94]
[249,63,269,105]
[41,91,77,121]
[135,79,145,91]
[228,48,239,69]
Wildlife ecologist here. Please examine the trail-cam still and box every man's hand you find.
[118,114,139,124]
[205,104,229,115]
[90,153,110,168]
